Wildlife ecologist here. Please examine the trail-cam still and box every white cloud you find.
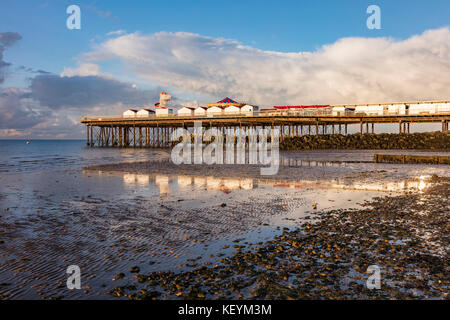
[83,28,450,106]
[106,30,126,36]
[60,63,101,77]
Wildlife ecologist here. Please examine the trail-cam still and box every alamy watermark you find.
[66,5,81,30]
[366,5,381,30]
[366,265,381,289]
[66,265,81,289]
[170,121,279,175]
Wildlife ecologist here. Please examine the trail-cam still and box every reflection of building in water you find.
[344,180,429,192]
[122,172,170,195]
[180,175,254,191]
[155,175,170,196]
[240,178,253,190]
[123,173,137,186]
[266,178,429,192]
[177,175,193,187]
[136,174,150,186]
[223,178,240,189]
[202,176,254,191]
[194,176,207,188]
[88,168,429,195]
[123,173,151,186]
[207,176,222,189]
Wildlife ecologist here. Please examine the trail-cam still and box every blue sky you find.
[2,0,449,81]
[0,0,449,138]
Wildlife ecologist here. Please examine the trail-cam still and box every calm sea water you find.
[1,139,449,174]
[0,140,169,173]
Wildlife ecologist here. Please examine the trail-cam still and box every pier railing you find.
[81,109,450,122]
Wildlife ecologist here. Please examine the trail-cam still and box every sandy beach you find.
[109,178,449,300]
[1,146,448,300]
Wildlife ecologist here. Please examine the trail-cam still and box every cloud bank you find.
[85,28,450,105]
[0,31,165,137]
[0,73,162,137]
[29,74,161,110]
[2,27,450,138]
[0,32,22,84]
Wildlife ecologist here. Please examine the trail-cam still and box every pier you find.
[81,112,450,148]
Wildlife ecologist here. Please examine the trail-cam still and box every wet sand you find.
[108,178,450,300]
[0,149,449,299]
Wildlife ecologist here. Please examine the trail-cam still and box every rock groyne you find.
[280,132,449,150]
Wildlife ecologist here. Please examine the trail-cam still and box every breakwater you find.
[374,154,450,164]
[280,132,450,150]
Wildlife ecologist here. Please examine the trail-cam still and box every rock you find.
[113,273,125,281]
[129,266,140,273]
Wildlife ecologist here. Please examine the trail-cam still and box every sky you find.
[0,0,449,138]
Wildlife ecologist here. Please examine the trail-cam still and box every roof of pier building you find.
[273,105,330,109]
[207,97,244,108]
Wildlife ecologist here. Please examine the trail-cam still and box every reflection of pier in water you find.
[82,169,431,194]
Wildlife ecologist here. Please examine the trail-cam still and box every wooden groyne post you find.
[374,154,450,164]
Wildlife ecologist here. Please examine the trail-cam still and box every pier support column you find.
[98,127,102,147]
[165,127,167,147]
[168,127,171,146]
[399,121,402,134]
[90,126,93,146]
[149,127,152,147]
[145,127,148,147]
[110,127,114,146]
[125,127,129,146]
[163,127,166,147]
[271,123,274,144]
[86,125,90,146]
[442,120,447,133]
[372,123,374,134]
[152,127,155,147]
[156,126,160,147]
